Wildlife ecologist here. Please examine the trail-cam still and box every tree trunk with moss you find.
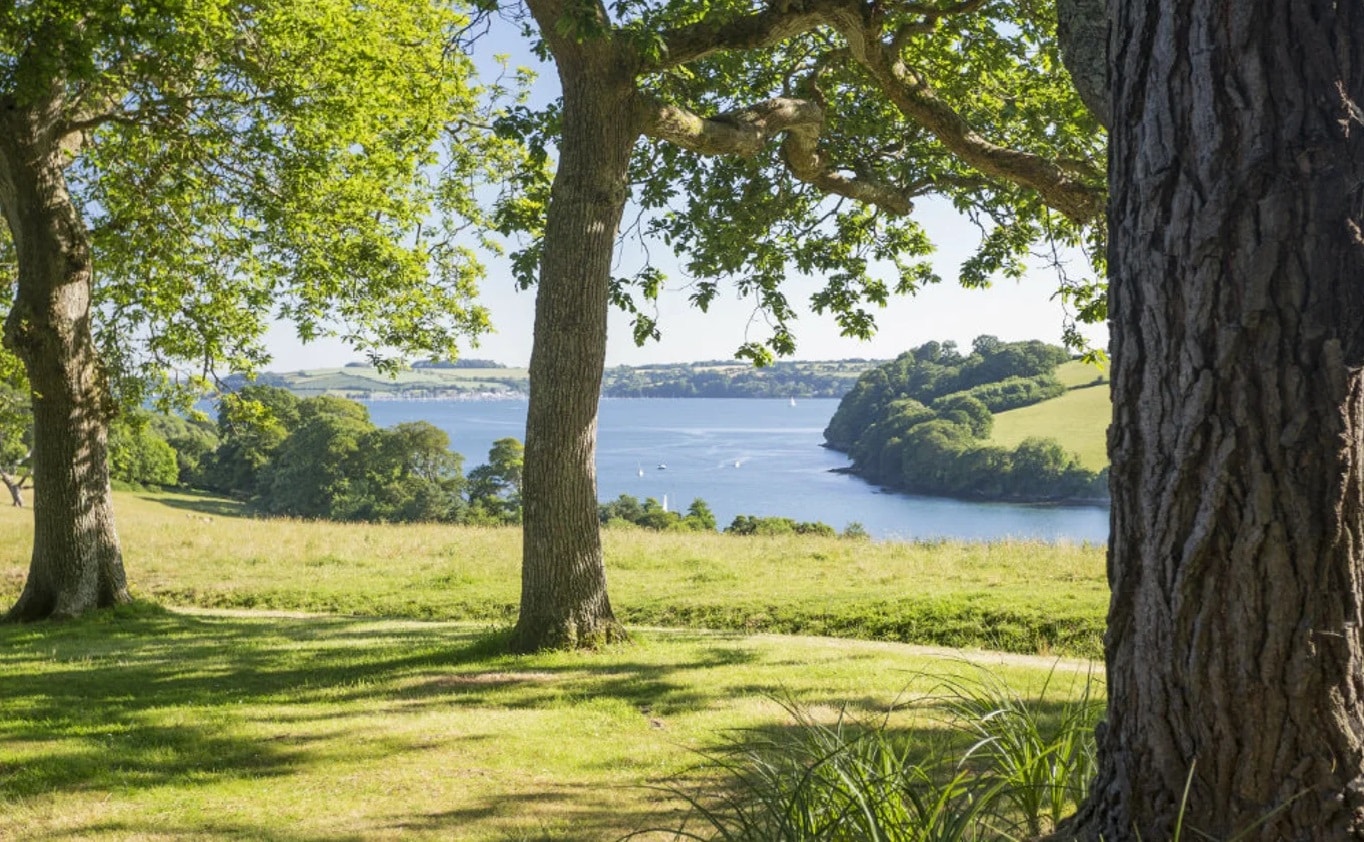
[0,102,129,622]
[1063,2,1364,837]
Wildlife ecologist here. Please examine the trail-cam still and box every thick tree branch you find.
[843,25,1106,223]
[649,1,843,72]
[1055,0,1109,128]
[651,0,998,71]
[640,0,1105,223]
[640,96,913,215]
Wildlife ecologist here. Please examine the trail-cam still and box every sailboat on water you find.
[789,396,797,407]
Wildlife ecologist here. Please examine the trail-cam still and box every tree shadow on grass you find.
[136,490,250,519]
[0,606,1079,839]
[45,818,371,842]
[0,605,770,838]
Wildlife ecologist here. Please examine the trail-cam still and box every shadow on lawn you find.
[0,605,767,838]
[137,490,250,519]
[0,605,1087,840]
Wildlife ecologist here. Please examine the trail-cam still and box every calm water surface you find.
[365,397,1109,543]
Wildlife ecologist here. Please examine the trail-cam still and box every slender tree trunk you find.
[1,471,24,507]
[1063,2,1364,837]
[509,57,636,652]
[0,105,129,622]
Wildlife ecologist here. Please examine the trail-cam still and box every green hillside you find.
[251,365,529,397]
[990,360,1109,470]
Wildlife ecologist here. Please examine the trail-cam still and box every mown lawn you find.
[0,491,1106,839]
[0,491,1107,658]
[0,605,1096,841]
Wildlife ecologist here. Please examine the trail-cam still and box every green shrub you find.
[108,416,179,487]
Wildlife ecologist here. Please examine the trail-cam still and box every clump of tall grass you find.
[939,666,1099,837]
[641,666,1102,841]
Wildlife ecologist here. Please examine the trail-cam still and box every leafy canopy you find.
[0,346,27,470]
[1,0,523,402]
[494,0,1106,362]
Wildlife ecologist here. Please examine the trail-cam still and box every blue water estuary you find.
[364,397,1109,544]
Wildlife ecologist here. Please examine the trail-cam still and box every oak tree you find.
[496,0,1107,650]
[1057,0,1364,837]
[0,0,503,620]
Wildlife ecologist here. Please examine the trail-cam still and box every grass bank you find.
[991,360,1109,471]
[0,604,1097,841]
[0,491,1107,658]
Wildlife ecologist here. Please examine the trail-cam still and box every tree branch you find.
[648,0,850,72]
[640,96,913,215]
[1055,0,1109,128]
[845,29,1106,223]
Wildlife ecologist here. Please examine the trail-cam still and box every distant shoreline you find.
[827,461,1111,509]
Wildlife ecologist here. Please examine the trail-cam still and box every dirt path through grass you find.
[170,605,1098,673]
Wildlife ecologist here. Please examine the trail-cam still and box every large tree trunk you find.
[508,56,636,652]
[1064,2,1364,837]
[0,106,129,622]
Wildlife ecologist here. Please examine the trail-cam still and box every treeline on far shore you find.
[601,359,880,399]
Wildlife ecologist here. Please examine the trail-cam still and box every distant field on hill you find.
[1053,359,1108,389]
[252,365,529,397]
[991,360,1109,471]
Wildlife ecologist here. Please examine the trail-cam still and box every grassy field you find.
[0,493,1106,839]
[0,605,1096,841]
[1051,359,1107,390]
[990,361,1110,471]
[0,492,1107,658]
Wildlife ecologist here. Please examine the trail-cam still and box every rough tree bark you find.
[508,42,636,652]
[1062,1,1364,837]
[0,99,129,622]
[1054,0,1109,130]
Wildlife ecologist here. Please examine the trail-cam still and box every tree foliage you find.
[203,388,469,523]
[726,514,837,537]
[0,0,514,396]
[495,0,1107,361]
[147,412,219,486]
[467,437,525,525]
[0,346,28,473]
[107,414,180,487]
[0,346,30,505]
[204,385,302,498]
[598,493,716,531]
